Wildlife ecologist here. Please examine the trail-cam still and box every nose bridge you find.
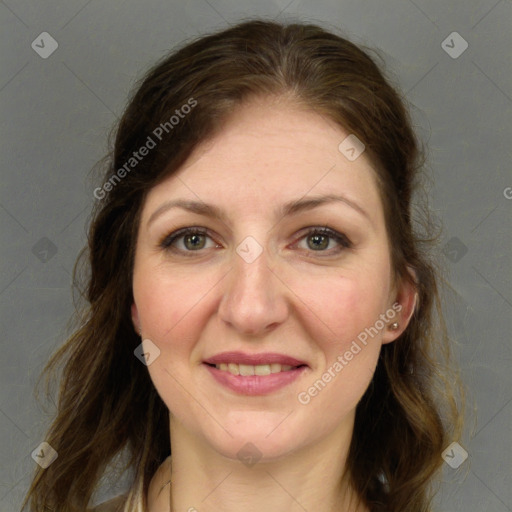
[218,233,287,335]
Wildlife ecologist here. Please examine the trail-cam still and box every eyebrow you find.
[147,194,372,228]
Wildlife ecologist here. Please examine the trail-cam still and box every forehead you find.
[142,98,384,225]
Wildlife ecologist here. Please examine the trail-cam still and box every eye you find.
[294,227,352,255]
[159,227,219,254]
[159,226,352,256]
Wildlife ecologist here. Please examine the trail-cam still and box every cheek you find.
[291,274,386,407]
[133,268,209,412]
[291,272,389,347]
[133,266,210,342]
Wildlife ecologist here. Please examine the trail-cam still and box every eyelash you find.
[158,226,352,257]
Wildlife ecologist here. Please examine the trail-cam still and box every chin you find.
[215,437,299,464]
[200,414,309,463]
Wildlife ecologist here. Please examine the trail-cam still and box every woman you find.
[23,19,464,512]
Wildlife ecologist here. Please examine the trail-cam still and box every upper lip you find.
[203,351,308,367]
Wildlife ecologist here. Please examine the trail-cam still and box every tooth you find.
[270,363,282,374]
[228,363,239,376]
[213,362,297,376]
[239,364,255,376]
[254,364,271,376]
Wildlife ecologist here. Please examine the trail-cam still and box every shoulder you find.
[87,493,127,512]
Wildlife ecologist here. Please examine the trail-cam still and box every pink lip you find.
[204,364,308,395]
[203,351,308,367]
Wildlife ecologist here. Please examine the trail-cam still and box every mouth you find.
[204,362,307,376]
[202,354,309,395]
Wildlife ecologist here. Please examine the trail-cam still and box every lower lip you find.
[203,364,307,395]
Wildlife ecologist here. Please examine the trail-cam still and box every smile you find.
[211,362,300,376]
[203,363,308,395]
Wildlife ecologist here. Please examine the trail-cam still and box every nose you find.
[217,240,289,337]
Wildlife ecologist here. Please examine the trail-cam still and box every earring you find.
[389,322,399,330]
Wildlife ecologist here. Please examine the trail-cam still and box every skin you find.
[131,96,417,512]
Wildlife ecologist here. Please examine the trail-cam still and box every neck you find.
[147,413,368,512]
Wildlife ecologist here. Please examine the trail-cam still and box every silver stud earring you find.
[389,322,399,330]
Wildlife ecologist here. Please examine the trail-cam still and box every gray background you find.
[1,0,511,510]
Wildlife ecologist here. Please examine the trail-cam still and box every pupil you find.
[186,234,204,249]
[309,234,327,250]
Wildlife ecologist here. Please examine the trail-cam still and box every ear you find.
[131,302,141,336]
[381,266,418,344]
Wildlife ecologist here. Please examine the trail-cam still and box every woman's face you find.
[131,97,409,461]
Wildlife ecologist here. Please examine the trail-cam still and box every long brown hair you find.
[22,19,464,511]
